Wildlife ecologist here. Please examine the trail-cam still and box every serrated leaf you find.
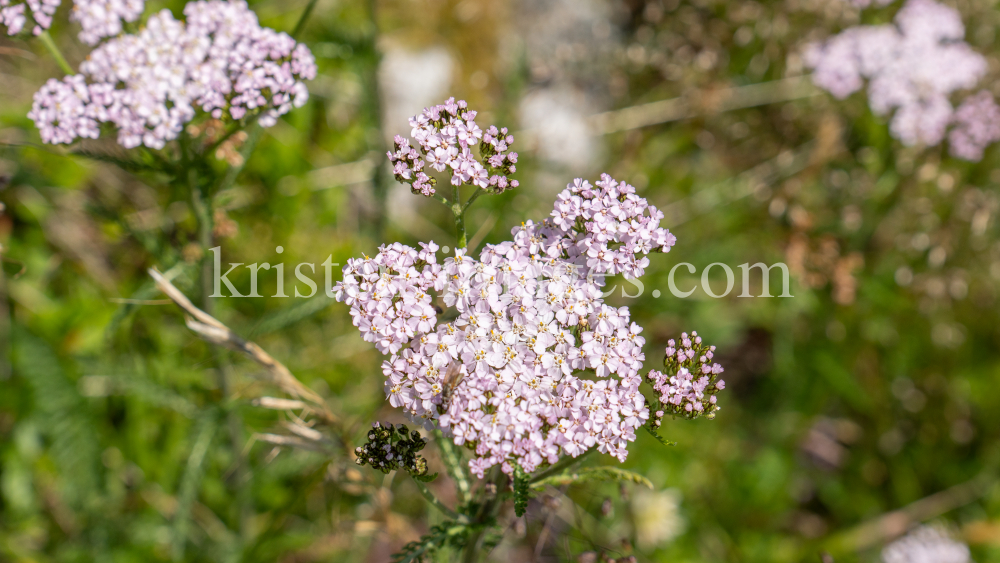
[529,467,654,490]
[513,464,530,517]
[412,472,439,483]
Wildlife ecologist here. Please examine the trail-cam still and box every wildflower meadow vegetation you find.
[2,0,1000,561]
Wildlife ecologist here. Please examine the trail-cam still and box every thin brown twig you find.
[824,470,997,553]
[148,267,336,424]
[253,432,331,453]
[252,397,308,411]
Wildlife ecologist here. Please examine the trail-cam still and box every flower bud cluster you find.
[805,0,997,160]
[335,174,688,478]
[645,332,725,425]
[387,97,519,196]
[27,0,316,148]
[354,421,430,476]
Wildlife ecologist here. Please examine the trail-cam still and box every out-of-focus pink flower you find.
[27,0,316,149]
[2,0,142,43]
[805,0,995,158]
[949,91,1000,161]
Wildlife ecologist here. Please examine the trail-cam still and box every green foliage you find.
[390,521,469,563]
[172,410,220,561]
[71,148,166,174]
[246,295,331,337]
[13,329,102,509]
[411,472,439,483]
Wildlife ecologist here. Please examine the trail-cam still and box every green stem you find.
[186,139,252,540]
[462,188,487,213]
[461,468,504,563]
[412,477,463,521]
[528,449,596,485]
[291,0,321,39]
[0,244,9,380]
[431,193,451,208]
[189,171,214,310]
[434,431,470,503]
[361,0,388,240]
[454,203,467,249]
[38,31,73,75]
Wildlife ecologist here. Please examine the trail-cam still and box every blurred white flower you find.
[882,526,971,563]
[632,488,685,548]
[520,87,597,170]
[378,46,454,139]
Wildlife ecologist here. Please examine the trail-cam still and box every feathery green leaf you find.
[13,329,102,509]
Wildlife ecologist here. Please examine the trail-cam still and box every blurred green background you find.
[3,0,1000,561]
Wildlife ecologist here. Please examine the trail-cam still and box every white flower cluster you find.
[882,526,970,563]
[388,97,519,197]
[334,175,679,477]
[27,0,316,148]
[805,0,998,160]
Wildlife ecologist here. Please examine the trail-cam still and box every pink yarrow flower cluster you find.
[388,98,519,197]
[1,0,142,43]
[948,91,1000,161]
[27,0,316,148]
[645,332,725,426]
[804,0,997,160]
[551,175,677,278]
[334,175,687,478]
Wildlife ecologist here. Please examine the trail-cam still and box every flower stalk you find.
[38,31,73,75]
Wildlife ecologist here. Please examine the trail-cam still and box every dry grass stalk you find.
[148,267,337,425]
